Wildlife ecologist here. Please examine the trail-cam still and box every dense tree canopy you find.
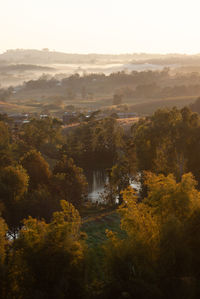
[7,200,86,299]
[104,172,200,298]
[132,107,200,184]
[63,117,124,167]
[52,155,88,206]
[19,117,63,157]
[21,150,51,189]
[1,106,200,298]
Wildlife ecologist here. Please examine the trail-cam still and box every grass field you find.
[81,205,125,248]
[80,205,126,283]
[130,95,196,114]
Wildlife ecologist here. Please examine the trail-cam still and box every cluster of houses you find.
[63,111,79,124]
[8,113,30,124]
[62,110,137,124]
[5,113,51,133]
[116,112,137,118]
[3,110,138,128]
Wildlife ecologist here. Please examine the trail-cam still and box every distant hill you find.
[0,49,136,64]
[0,63,55,72]
[1,49,200,65]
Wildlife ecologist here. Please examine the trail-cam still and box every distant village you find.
[4,110,138,128]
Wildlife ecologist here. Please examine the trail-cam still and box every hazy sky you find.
[1,0,200,54]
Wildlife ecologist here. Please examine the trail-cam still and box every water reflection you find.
[86,169,140,203]
[86,169,108,202]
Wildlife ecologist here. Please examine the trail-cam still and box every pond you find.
[85,169,140,203]
[85,169,108,202]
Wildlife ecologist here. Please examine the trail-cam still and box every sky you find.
[1,0,200,54]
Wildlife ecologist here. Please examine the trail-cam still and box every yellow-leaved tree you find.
[8,200,86,299]
[0,217,8,298]
[104,172,200,299]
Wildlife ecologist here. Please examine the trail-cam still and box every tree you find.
[63,117,124,168]
[0,88,12,102]
[0,217,7,265]
[0,165,29,202]
[112,94,122,105]
[23,185,59,222]
[52,156,88,206]
[109,157,130,204]
[190,96,200,113]
[21,150,51,189]
[0,165,29,232]
[0,217,8,298]
[104,172,200,298]
[8,201,86,299]
[0,121,10,151]
[91,117,124,162]
[132,107,200,187]
[19,117,63,155]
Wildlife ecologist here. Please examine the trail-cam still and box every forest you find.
[1,105,200,298]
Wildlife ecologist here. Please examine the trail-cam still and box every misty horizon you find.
[1,0,200,54]
[1,48,200,56]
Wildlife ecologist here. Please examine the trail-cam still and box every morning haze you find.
[1,1,200,298]
[1,0,200,54]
